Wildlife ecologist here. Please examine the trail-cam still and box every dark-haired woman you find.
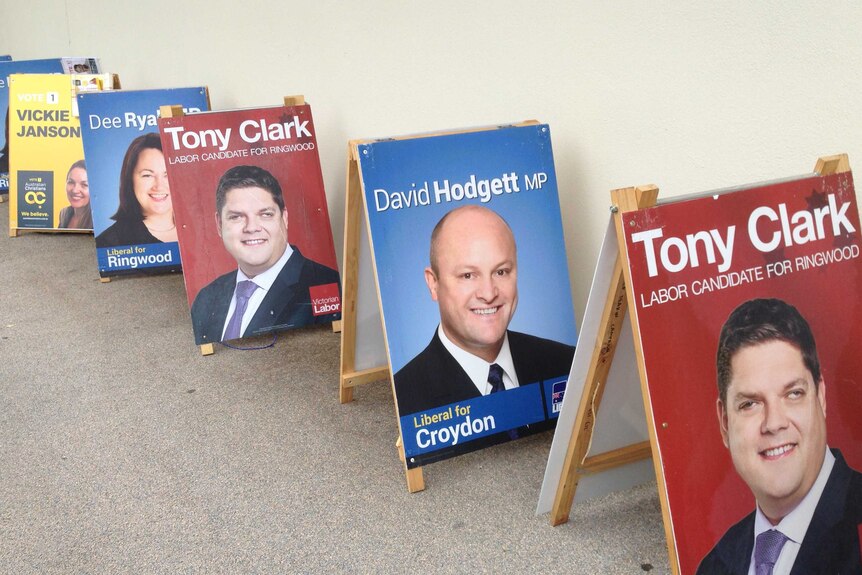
[96,132,176,246]
[58,160,93,229]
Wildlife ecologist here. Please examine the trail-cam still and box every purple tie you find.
[754,529,788,575]
[223,280,258,341]
[488,363,505,393]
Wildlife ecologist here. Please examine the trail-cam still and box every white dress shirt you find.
[436,324,520,394]
[220,244,293,340]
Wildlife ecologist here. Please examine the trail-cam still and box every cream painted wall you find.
[3,1,861,322]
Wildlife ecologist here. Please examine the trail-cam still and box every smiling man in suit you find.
[698,298,862,574]
[190,165,340,344]
[393,205,574,418]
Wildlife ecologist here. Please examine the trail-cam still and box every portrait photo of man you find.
[394,205,575,416]
[698,298,862,574]
[190,165,341,344]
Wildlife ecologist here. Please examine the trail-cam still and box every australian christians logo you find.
[309,283,341,316]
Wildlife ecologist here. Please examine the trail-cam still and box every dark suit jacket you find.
[697,448,862,574]
[190,246,341,345]
[96,218,160,248]
[394,329,574,416]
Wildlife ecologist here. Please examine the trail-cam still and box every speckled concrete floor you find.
[0,205,669,574]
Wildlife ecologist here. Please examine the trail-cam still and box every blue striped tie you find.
[488,363,505,393]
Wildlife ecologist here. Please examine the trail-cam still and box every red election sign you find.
[159,104,341,345]
[621,170,862,574]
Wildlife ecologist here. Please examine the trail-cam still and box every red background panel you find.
[159,104,338,307]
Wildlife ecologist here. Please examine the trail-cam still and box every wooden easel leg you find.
[331,320,342,333]
[9,228,19,237]
[99,277,111,284]
[405,466,425,493]
[396,436,425,492]
[283,95,305,107]
[814,153,850,175]
[551,186,659,526]
[551,264,627,525]
[200,343,214,356]
[0,194,7,203]
[340,383,354,404]
[610,185,682,572]
[339,145,363,404]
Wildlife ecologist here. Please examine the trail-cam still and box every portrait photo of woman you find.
[58,159,93,229]
[96,132,176,246]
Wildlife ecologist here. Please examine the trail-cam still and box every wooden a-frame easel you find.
[338,140,391,403]
[338,139,419,489]
[339,121,540,493]
[547,154,851,574]
[547,185,656,528]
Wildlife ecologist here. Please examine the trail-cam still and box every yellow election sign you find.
[8,73,96,234]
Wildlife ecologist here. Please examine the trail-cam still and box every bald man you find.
[394,205,574,417]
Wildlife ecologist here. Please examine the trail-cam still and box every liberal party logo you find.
[552,380,566,414]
